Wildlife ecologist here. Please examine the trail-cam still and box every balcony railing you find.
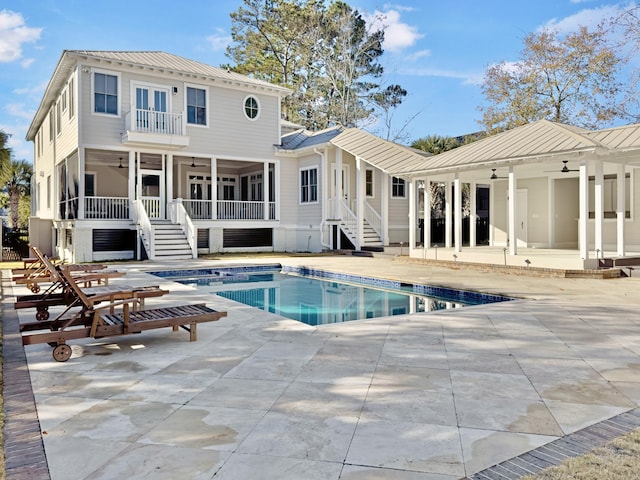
[131,108,184,135]
[181,199,276,220]
[84,196,129,219]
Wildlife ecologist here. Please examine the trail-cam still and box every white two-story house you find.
[27,50,418,262]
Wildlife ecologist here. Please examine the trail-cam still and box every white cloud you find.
[13,80,47,98]
[405,49,431,62]
[206,28,232,52]
[381,3,416,13]
[541,4,626,34]
[366,9,424,52]
[6,103,34,121]
[0,10,42,62]
[402,66,484,85]
[20,57,34,68]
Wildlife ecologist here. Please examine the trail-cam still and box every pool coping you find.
[148,263,515,306]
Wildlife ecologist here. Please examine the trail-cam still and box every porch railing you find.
[217,200,276,220]
[182,199,212,220]
[168,201,197,258]
[59,197,78,220]
[143,198,161,219]
[126,108,184,136]
[84,196,129,219]
[132,199,154,259]
[337,199,359,248]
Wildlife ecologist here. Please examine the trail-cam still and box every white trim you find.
[299,165,319,205]
[391,176,406,199]
[91,68,121,117]
[184,83,209,128]
[243,94,261,121]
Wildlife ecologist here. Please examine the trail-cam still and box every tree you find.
[226,0,407,130]
[1,159,32,229]
[607,5,640,122]
[411,134,460,155]
[478,26,624,134]
[0,130,11,167]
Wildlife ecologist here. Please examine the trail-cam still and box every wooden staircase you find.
[144,221,194,260]
[340,219,383,251]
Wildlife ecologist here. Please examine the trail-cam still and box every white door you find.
[516,189,528,247]
[135,86,169,133]
[331,165,350,200]
[139,169,165,219]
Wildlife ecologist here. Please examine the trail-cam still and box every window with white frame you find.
[49,110,54,141]
[68,78,75,119]
[46,175,51,209]
[62,89,68,112]
[85,172,96,197]
[93,71,119,115]
[300,167,318,203]
[56,102,62,135]
[365,169,374,197]
[588,173,631,218]
[187,86,207,125]
[244,95,260,120]
[392,177,406,198]
[250,173,263,201]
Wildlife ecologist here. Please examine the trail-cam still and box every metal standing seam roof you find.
[393,119,608,176]
[584,123,640,150]
[279,126,344,151]
[27,50,291,140]
[329,128,432,175]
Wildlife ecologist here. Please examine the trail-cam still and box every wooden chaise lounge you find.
[14,248,167,321]
[13,246,124,293]
[20,266,227,362]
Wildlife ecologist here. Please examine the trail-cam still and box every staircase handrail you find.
[132,199,155,259]
[363,200,383,239]
[337,199,359,248]
[169,200,197,258]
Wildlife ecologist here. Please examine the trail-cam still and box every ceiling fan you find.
[490,168,507,179]
[545,160,579,173]
[118,157,127,169]
[189,156,207,168]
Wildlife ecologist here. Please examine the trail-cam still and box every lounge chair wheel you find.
[30,284,41,293]
[36,309,49,321]
[47,342,58,348]
[52,344,72,362]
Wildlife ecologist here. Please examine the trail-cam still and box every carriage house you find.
[26,50,416,262]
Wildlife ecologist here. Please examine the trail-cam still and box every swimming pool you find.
[150,264,512,326]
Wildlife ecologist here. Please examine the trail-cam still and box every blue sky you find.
[0,0,634,163]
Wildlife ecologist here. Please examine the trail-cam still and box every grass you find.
[520,429,640,480]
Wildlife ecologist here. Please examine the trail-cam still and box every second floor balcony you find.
[121,108,190,148]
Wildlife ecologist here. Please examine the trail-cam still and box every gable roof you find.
[27,50,291,140]
[329,128,431,175]
[278,126,344,152]
[394,120,607,176]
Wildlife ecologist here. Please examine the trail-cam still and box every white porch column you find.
[454,173,462,253]
[579,161,589,260]
[166,153,173,206]
[409,178,416,252]
[356,156,364,249]
[382,172,389,245]
[78,150,85,219]
[274,160,281,221]
[444,180,451,248]
[508,166,517,256]
[594,160,604,257]
[263,161,270,220]
[335,149,343,218]
[128,151,135,205]
[423,178,431,250]
[211,157,217,219]
[470,181,477,247]
[617,164,626,256]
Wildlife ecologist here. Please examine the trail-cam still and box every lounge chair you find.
[20,266,227,362]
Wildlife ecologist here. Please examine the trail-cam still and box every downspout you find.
[314,147,331,249]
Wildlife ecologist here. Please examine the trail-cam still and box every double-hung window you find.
[187,86,207,125]
[392,177,406,198]
[94,72,118,115]
[300,167,318,203]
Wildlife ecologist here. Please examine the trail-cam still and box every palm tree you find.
[411,134,460,155]
[2,159,32,229]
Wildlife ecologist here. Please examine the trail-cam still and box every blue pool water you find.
[151,265,512,326]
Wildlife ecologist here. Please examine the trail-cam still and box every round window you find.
[244,96,259,120]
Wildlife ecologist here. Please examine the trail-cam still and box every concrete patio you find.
[4,253,640,479]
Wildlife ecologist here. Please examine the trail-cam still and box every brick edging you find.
[2,270,50,479]
[464,408,640,479]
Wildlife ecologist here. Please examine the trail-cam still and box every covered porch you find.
[398,121,640,270]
